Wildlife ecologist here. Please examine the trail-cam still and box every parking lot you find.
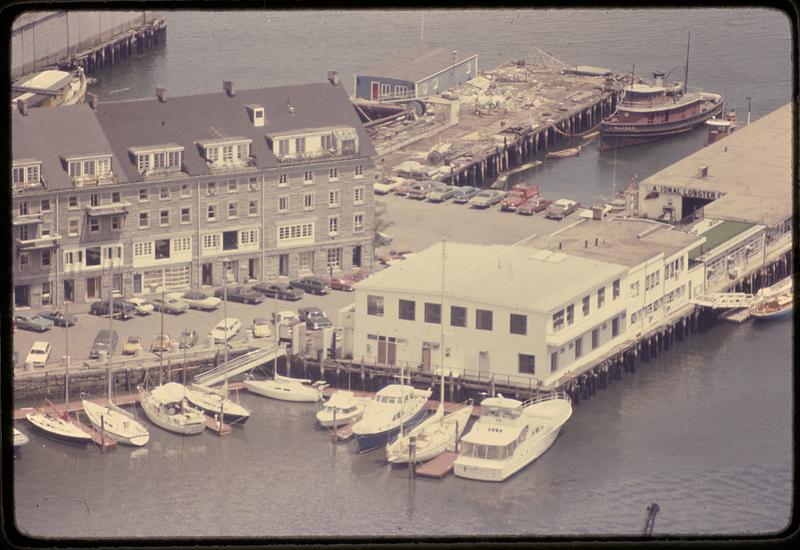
[13,191,576,372]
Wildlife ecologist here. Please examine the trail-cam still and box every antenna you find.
[420,12,424,45]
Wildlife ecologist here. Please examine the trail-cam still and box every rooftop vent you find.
[155,86,167,103]
[327,70,340,86]
[246,104,265,127]
[17,99,28,116]
[223,80,235,97]
[287,97,295,115]
[697,165,709,177]
[87,93,98,110]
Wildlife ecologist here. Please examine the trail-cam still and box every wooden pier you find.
[205,416,233,436]
[416,452,459,479]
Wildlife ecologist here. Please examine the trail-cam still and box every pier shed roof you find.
[525,218,704,267]
[356,241,626,314]
[641,103,792,228]
[360,47,478,83]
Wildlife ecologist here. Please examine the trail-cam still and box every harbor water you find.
[12,8,793,539]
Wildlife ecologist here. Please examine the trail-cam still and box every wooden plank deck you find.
[205,416,233,436]
[71,417,118,450]
[416,451,459,478]
[333,423,354,441]
[720,308,751,323]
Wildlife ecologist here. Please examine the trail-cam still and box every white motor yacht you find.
[316,390,371,427]
[352,384,431,453]
[138,382,206,435]
[454,392,572,482]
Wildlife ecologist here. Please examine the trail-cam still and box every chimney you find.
[17,99,28,116]
[223,80,235,97]
[155,86,167,103]
[327,70,340,86]
[87,93,98,110]
[698,165,709,177]
[558,242,562,250]
[584,240,588,248]
[595,237,599,246]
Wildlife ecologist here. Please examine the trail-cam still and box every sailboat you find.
[184,383,251,425]
[13,428,30,454]
[25,304,92,446]
[386,239,474,464]
[82,270,150,446]
[244,372,326,402]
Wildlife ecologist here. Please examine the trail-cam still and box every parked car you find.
[345,270,371,283]
[377,249,413,265]
[150,296,190,314]
[150,334,172,353]
[89,300,134,320]
[426,183,458,203]
[517,197,552,215]
[393,179,416,196]
[214,286,265,305]
[406,180,435,200]
[327,276,355,292]
[500,184,540,212]
[25,341,52,368]
[209,318,242,344]
[14,312,54,332]
[251,318,272,339]
[251,281,304,301]
[452,186,480,204]
[545,198,579,220]
[298,307,333,330]
[37,309,77,327]
[289,276,330,296]
[373,176,404,195]
[89,329,118,359]
[469,189,507,208]
[178,329,199,349]
[122,336,145,356]
[174,291,222,311]
[119,297,154,315]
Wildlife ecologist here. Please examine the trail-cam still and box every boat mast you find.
[108,261,114,403]
[64,300,70,418]
[683,31,691,94]
[439,239,446,409]
[159,285,164,386]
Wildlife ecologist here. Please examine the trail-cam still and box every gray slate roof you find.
[360,47,478,83]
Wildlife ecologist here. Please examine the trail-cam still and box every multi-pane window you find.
[354,186,365,205]
[597,287,605,308]
[207,182,217,196]
[518,354,536,374]
[42,250,51,268]
[450,305,467,327]
[278,173,288,186]
[566,304,574,325]
[90,193,100,207]
[321,134,333,151]
[180,183,191,197]
[160,187,169,200]
[228,180,237,193]
[329,190,340,207]
[248,178,259,191]
[476,309,493,331]
[329,168,339,181]
[89,217,100,232]
[592,328,599,350]
[303,192,314,210]
[328,216,339,236]
[160,210,169,226]
[424,303,441,324]
[111,192,121,204]
[354,165,364,178]
[552,310,565,332]
[304,171,314,183]
[278,196,289,212]
[582,295,590,316]
[613,279,621,300]
[277,223,314,242]
[295,137,306,154]
[367,295,384,316]
[398,299,416,321]
[41,199,51,212]
[248,201,258,216]
[19,252,29,270]
[181,208,191,223]
[139,189,148,202]
[353,213,364,233]
[68,219,79,237]
[279,140,289,156]
[207,205,217,221]
[510,314,527,335]
[326,247,341,269]
[111,216,121,230]
[228,202,238,218]
[68,196,78,209]
[18,202,28,216]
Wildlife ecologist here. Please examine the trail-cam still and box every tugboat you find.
[600,70,724,151]
[705,111,737,146]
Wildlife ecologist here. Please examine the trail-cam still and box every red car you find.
[377,249,412,265]
[328,276,355,292]
[345,270,371,283]
[393,180,416,196]
[517,198,552,216]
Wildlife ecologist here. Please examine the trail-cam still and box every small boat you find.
[244,373,326,403]
[81,400,150,446]
[184,384,251,425]
[454,392,572,482]
[13,428,30,453]
[386,399,474,464]
[25,407,92,446]
[352,384,432,453]
[546,145,581,159]
[138,382,207,436]
[749,280,793,322]
[11,67,87,109]
[705,111,736,146]
[316,390,371,427]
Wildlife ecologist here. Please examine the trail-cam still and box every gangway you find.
[690,292,754,309]
[193,345,286,387]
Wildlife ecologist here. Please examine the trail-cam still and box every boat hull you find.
[243,379,321,402]
[355,405,428,453]
[25,412,92,446]
[751,306,793,322]
[184,390,251,425]
[386,406,473,464]
[139,390,206,435]
[81,400,150,446]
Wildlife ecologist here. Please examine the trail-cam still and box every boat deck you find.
[72,417,118,450]
[416,451,459,478]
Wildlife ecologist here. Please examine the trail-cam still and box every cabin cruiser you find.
[316,390,371,427]
[352,384,432,453]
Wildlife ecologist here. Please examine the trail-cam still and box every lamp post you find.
[744,96,752,126]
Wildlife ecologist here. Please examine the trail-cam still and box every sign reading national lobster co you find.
[649,184,725,200]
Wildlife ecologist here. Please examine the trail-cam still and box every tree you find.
[373,200,393,247]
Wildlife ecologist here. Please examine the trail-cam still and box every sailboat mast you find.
[683,31,691,94]
[612,146,618,197]
[108,262,113,402]
[159,286,164,386]
[64,300,70,415]
[440,239,446,405]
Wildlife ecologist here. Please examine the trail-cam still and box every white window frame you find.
[207,204,218,222]
[353,212,365,233]
[329,168,339,182]
[278,195,289,213]
[328,215,339,236]
[354,186,365,205]
[303,192,314,211]
[138,211,149,229]
[228,202,238,219]
[329,189,340,208]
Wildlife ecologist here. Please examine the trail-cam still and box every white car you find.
[26,341,51,368]
[209,318,242,344]
[373,176,404,195]
[251,317,272,338]
[125,297,154,315]
[172,291,222,311]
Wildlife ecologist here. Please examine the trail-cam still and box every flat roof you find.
[356,241,627,313]
[525,218,704,267]
[360,47,478,83]
[688,220,755,261]
[641,103,792,227]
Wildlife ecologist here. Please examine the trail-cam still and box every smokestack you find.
[223,80,235,97]
[155,86,167,103]
[17,99,28,116]
[87,93,98,110]
[584,240,588,248]
[327,70,340,86]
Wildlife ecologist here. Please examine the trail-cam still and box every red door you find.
[371,82,380,100]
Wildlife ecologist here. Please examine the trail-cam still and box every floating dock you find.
[416,451,459,478]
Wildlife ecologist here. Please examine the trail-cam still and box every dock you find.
[719,308,751,323]
[205,416,233,436]
[332,423,354,441]
[416,451,459,478]
[72,416,118,450]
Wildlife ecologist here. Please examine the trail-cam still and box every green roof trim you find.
[688,220,755,261]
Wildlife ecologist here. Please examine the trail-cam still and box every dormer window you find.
[12,159,43,191]
[128,144,183,177]
[63,154,115,186]
[267,126,359,162]
[195,137,252,169]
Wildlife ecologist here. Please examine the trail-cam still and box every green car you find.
[150,296,189,314]
[14,312,54,332]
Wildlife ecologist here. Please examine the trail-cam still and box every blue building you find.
[355,47,479,101]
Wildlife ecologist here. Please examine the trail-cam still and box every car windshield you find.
[31,349,46,355]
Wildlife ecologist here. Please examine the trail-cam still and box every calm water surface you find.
[13,8,794,539]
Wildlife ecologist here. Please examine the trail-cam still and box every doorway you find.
[248,258,258,280]
[86,276,102,300]
[421,344,432,371]
[478,351,490,372]
[377,336,397,366]
[14,285,30,307]
[63,279,74,302]
[352,245,362,268]
[279,254,289,277]
[371,81,380,100]
[201,263,213,286]
[133,273,142,294]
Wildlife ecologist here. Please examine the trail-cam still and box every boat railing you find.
[520,390,571,408]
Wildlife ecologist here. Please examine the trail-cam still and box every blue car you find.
[452,186,480,204]
[38,309,78,327]
[14,312,54,332]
